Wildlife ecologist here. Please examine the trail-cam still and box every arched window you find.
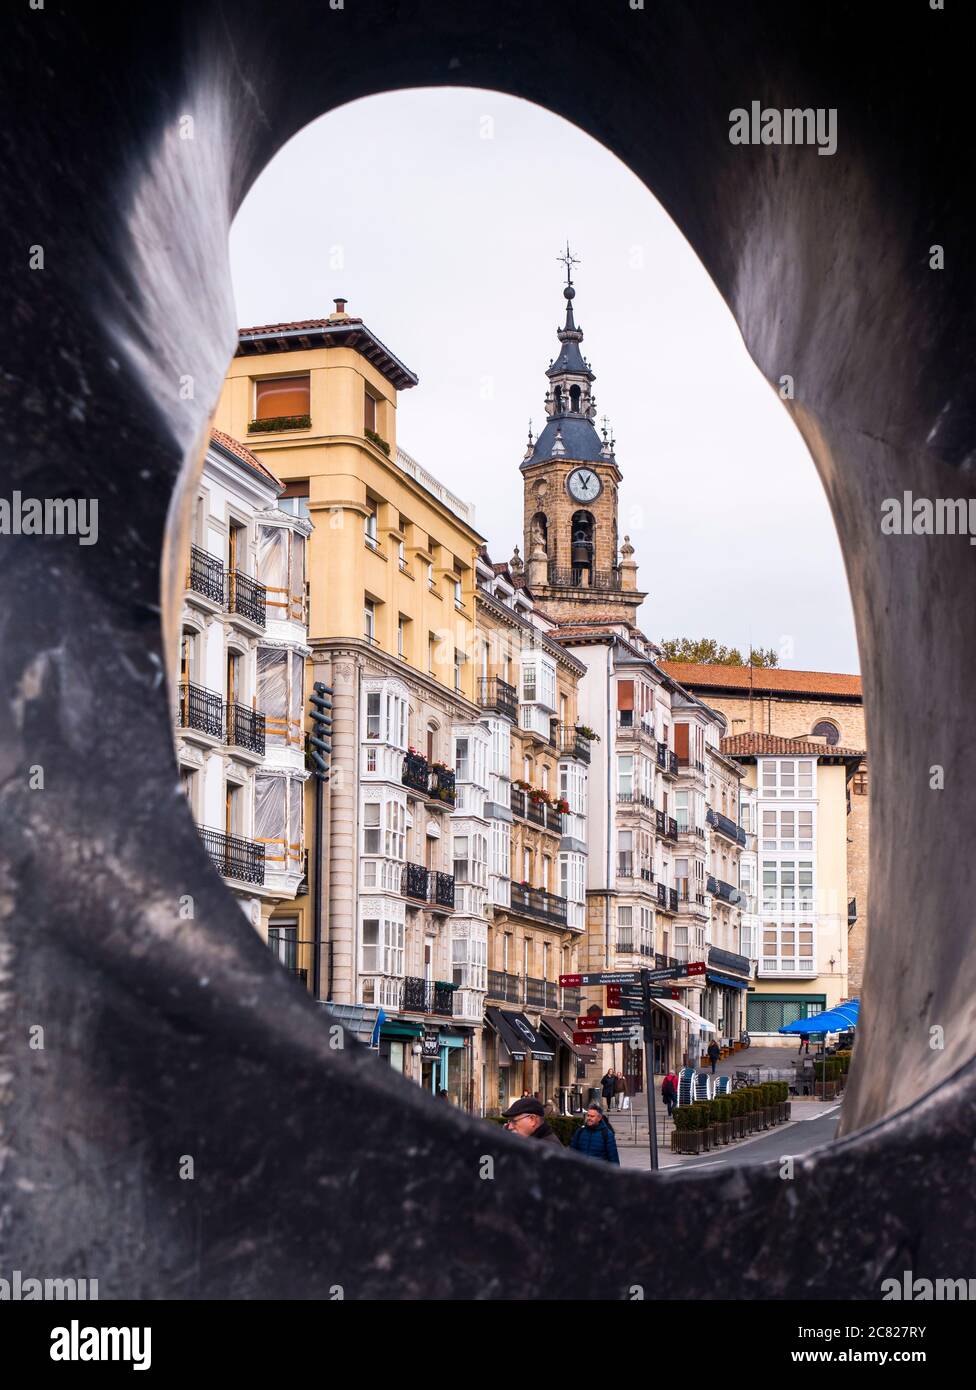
[812,720,840,746]
[571,510,595,580]
[569,383,581,412]
[553,385,563,411]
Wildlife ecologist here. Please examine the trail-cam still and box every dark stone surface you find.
[1,0,974,1297]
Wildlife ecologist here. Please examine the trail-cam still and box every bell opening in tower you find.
[571,510,595,585]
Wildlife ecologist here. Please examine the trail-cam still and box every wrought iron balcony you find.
[549,565,621,591]
[544,803,563,833]
[669,887,679,911]
[400,976,456,1017]
[707,876,739,904]
[401,750,430,794]
[227,569,267,627]
[666,816,678,841]
[187,545,225,605]
[561,986,581,1015]
[618,790,654,809]
[510,882,568,926]
[487,969,522,1004]
[477,676,518,722]
[178,681,224,739]
[402,861,430,902]
[510,787,527,819]
[848,897,857,924]
[655,808,666,834]
[432,871,455,909]
[656,881,677,912]
[707,808,748,846]
[200,827,265,885]
[226,702,266,755]
[428,765,456,806]
[657,742,677,774]
[557,724,591,763]
[525,976,559,1010]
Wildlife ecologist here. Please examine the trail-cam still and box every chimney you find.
[332,297,348,318]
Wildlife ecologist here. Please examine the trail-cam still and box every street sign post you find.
[576,1013,645,1028]
[573,1029,640,1045]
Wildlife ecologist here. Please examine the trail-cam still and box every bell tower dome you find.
[520,248,646,625]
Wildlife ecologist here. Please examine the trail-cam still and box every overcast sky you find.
[229,88,859,674]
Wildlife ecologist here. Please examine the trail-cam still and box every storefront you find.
[705,947,753,1045]
[539,1014,597,1113]
[484,1007,555,1111]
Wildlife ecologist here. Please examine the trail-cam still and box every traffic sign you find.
[607,986,680,1003]
[640,961,707,983]
[559,971,641,987]
[576,1013,644,1029]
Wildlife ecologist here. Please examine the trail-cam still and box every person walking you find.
[707,1038,721,1074]
[569,1103,620,1165]
[601,1069,617,1111]
[661,1070,678,1118]
[614,1070,631,1111]
[501,1096,562,1144]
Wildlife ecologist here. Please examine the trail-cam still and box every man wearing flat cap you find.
[501,1095,561,1143]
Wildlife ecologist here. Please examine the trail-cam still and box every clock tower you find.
[521,253,645,626]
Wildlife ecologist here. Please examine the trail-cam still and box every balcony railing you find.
[432,871,455,909]
[557,724,591,763]
[525,977,560,1010]
[656,882,677,912]
[227,569,267,627]
[510,883,569,926]
[477,676,518,722]
[707,876,740,904]
[561,986,581,1015]
[544,803,563,833]
[656,742,678,774]
[227,702,266,755]
[178,681,224,739]
[707,808,748,846]
[402,861,430,902]
[487,969,522,1004]
[400,976,456,1017]
[666,816,678,841]
[188,545,225,605]
[655,808,666,835]
[511,787,553,827]
[617,790,654,809]
[401,751,430,794]
[848,897,857,925]
[201,827,265,885]
[428,766,456,806]
[549,565,621,591]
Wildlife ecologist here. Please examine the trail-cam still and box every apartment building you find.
[177,430,311,936]
[723,733,863,1040]
[213,301,490,1107]
[475,550,592,1113]
[662,661,869,993]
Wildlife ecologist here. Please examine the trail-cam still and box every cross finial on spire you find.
[557,241,580,287]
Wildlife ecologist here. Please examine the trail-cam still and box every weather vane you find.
[557,241,580,287]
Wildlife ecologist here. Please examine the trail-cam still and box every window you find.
[617,829,633,877]
[180,766,196,815]
[523,847,532,883]
[675,789,689,831]
[366,692,381,740]
[361,917,404,977]
[453,573,463,607]
[385,801,405,860]
[364,388,378,433]
[741,802,752,833]
[542,854,552,891]
[364,599,376,642]
[617,905,633,952]
[454,647,464,692]
[617,755,633,799]
[397,538,406,569]
[522,665,536,703]
[760,758,814,798]
[278,479,310,519]
[397,615,406,657]
[760,922,816,975]
[762,809,814,851]
[853,768,868,796]
[427,561,435,590]
[762,861,814,913]
[254,374,310,422]
[428,632,437,673]
[812,720,840,746]
[363,803,381,854]
[455,737,470,781]
[364,506,378,549]
[541,765,549,794]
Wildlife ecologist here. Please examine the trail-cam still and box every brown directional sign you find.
[576,1013,644,1029]
[559,971,641,987]
[573,1029,638,1045]
[641,961,707,982]
[607,986,680,1003]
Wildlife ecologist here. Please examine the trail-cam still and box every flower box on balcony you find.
[247,413,311,434]
[365,426,391,456]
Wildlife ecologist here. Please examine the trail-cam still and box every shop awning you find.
[779,1000,859,1034]
[707,972,750,991]
[485,1007,555,1062]
[540,1013,597,1063]
[380,1019,424,1040]
[655,998,717,1032]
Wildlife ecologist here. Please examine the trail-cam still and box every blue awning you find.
[707,972,750,991]
[778,1000,860,1034]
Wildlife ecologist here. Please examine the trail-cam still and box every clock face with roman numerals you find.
[566,467,603,503]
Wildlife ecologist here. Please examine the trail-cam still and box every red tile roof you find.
[238,316,364,335]
[722,733,865,760]
[662,662,862,699]
[210,429,282,489]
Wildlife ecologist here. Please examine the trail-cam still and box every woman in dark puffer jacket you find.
[569,1102,620,1165]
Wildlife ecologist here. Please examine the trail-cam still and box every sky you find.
[229,88,859,674]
